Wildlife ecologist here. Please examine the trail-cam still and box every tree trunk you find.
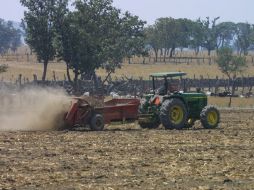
[163,48,167,63]
[66,63,72,82]
[166,49,170,56]
[170,46,175,58]
[154,49,158,63]
[42,60,48,82]
[92,72,99,91]
[195,47,199,56]
[128,57,131,64]
[208,49,211,56]
[228,78,236,107]
[73,70,79,94]
[160,49,163,56]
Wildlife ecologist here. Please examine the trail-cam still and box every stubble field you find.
[1,109,254,190]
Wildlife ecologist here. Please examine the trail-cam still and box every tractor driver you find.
[157,79,168,95]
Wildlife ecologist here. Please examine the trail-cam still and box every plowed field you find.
[1,110,254,189]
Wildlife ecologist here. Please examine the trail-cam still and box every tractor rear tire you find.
[160,99,187,130]
[90,114,105,131]
[200,106,220,129]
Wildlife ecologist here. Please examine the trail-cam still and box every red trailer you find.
[65,97,140,131]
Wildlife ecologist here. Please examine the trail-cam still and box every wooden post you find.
[33,74,38,83]
[215,76,219,95]
[26,53,29,62]
[241,76,245,95]
[53,71,56,81]
[18,74,22,88]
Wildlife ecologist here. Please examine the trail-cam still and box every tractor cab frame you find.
[150,72,187,95]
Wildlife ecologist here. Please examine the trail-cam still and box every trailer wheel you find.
[200,106,220,129]
[90,114,104,131]
[160,98,187,130]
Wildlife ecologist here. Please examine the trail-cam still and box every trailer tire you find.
[90,114,104,131]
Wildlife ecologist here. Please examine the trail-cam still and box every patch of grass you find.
[208,96,254,108]
[1,61,254,81]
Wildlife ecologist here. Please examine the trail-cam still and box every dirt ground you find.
[1,110,254,190]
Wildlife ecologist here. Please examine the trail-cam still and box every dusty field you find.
[1,110,254,189]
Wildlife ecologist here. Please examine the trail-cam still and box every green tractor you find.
[138,72,220,130]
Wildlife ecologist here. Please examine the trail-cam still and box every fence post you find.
[18,74,22,88]
[33,74,38,83]
[209,57,212,65]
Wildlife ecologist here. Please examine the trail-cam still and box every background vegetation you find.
[1,0,254,86]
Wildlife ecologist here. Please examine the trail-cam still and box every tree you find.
[119,12,147,65]
[216,47,247,107]
[234,23,253,55]
[0,64,8,73]
[189,19,204,55]
[155,17,179,59]
[10,28,22,53]
[21,0,59,81]
[146,17,192,60]
[0,19,22,55]
[54,0,146,88]
[51,0,72,82]
[145,25,162,62]
[200,17,220,56]
[214,22,236,50]
[176,18,193,51]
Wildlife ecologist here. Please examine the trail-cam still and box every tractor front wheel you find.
[200,106,220,129]
[90,114,105,131]
[160,99,187,130]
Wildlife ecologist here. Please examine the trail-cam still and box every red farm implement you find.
[65,97,140,131]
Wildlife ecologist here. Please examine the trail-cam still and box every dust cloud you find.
[0,87,71,131]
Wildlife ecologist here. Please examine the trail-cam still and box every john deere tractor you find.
[138,72,220,130]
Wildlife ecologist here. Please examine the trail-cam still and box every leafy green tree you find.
[51,0,72,81]
[0,64,8,73]
[10,29,22,53]
[0,19,22,55]
[54,0,146,87]
[200,17,220,56]
[119,12,147,65]
[189,19,204,55]
[175,18,193,51]
[217,47,247,107]
[156,17,179,58]
[234,23,253,55]
[147,17,192,59]
[214,22,236,50]
[144,26,162,62]
[21,0,59,81]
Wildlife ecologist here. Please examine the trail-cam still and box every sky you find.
[0,0,254,24]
